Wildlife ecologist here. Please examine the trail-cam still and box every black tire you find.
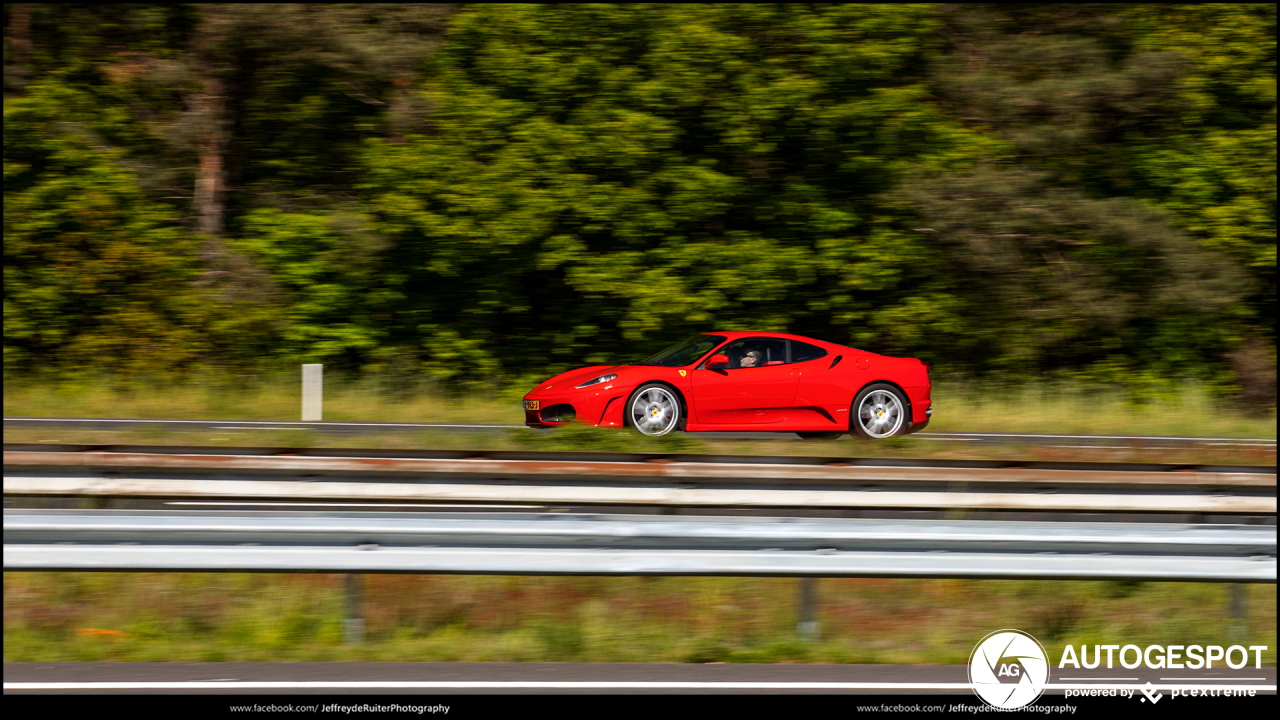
[624,383,683,437]
[850,383,909,439]
[797,431,845,440]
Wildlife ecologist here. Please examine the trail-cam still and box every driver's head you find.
[741,349,763,367]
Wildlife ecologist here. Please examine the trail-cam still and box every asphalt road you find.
[5,662,1275,694]
[5,417,1276,448]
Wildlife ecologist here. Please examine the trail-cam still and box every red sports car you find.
[523,332,932,439]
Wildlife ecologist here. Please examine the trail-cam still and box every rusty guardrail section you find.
[5,446,1276,514]
[4,448,1276,488]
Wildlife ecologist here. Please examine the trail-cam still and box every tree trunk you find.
[387,74,412,144]
[5,3,33,94]
[9,4,31,54]
[194,69,227,250]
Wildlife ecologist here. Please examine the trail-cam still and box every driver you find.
[739,348,764,368]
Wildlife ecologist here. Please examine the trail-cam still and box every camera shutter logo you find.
[968,629,1050,709]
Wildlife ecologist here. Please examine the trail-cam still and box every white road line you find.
[7,418,526,429]
[165,501,545,509]
[4,682,1275,691]
[207,420,522,425]
[215,422,307,427]
[3,682,977,691]
[866,436,1273,447]
[918,432,1276,442]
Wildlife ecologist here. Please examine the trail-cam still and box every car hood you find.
[533,366,624,393]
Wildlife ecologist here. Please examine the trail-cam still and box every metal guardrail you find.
[5,446,1276,514]
[7,475,1275,514]
[5,510,1275,581]
[8,446,1271,644]
[8,445,1274,483]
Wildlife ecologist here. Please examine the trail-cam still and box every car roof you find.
[706,331,844,348]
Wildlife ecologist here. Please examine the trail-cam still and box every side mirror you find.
[707,354,730,369]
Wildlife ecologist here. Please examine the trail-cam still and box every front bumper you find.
[524,396,575,426]
[521,393,589,427]
[524,386,624,428]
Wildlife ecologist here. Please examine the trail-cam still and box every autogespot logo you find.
[969,629,1051,709]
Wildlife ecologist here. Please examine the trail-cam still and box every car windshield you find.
[636,334,727,367]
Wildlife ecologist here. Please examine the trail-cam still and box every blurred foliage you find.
[3,4,1275,404]
[4,80,203,375]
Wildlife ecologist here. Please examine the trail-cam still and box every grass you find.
[3,573,1274,664]
[4,373,1274,438]
[4,371,525,426]
[932,381,1274,438]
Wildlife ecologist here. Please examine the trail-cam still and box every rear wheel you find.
[797,431,844,440]
[851,383,908,439]
[625,383,682,437]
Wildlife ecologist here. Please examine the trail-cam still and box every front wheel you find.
[851,383,909,439]
[625,383,682,437]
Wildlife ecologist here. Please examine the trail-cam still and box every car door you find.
[690,338,799,424]
[786,340,851,427]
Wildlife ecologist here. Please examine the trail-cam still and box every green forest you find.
[3,4,1275,401]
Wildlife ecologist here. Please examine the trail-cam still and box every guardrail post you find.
[797,577,819,642]
[302,364,323,421]
[1229,584,1246,643]
[344,574,364,644]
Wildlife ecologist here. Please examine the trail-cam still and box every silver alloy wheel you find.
[630,386,680,436]
[857,389,904,439]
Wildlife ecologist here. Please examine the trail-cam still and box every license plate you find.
[524,400,540,411]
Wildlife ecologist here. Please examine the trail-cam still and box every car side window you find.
[790,340,828,363]
[716,338,788,368]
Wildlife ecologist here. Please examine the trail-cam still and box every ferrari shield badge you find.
[679,370,687,377]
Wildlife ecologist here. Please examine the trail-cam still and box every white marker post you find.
[302,364,323,421]
[797,577,820,642]
[345,573,364,644]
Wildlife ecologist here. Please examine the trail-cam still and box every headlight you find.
[575,374,617,389]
